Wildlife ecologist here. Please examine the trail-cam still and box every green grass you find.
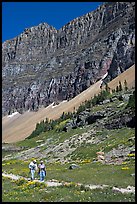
[2,159,30,177]
[69,127,135,161]
[2,176,135,202]
[15,127,87,150]
[2,126,135,188]
[2,177,47,202]
[92,99,127,113]
[2,150,17,158]
[2,158,135,188]
[47,162,135,187]
[2,88,135,202]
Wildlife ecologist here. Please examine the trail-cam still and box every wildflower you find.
[122,162,127,165]
[81,159,91,164]
[121,167,129,170]
[127,153,135,157]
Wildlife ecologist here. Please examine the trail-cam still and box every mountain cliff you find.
[2,2,135,116]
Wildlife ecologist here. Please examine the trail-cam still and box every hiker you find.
[38,160,46,181]
[29,159,38,180]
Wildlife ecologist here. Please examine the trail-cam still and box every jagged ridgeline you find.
[2,2,135,116]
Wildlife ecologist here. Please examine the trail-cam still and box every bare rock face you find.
[2,2,135,115]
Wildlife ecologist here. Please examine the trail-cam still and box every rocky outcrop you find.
[105,145,135,164]
[104,108,135,129]
[2,2,135,116]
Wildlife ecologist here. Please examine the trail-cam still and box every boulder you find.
[69,164,80,170]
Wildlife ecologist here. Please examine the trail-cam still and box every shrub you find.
[15,178,27,186]
[105,83,110,93]
[124,80,128,91]
[91,95,98,106]
[126,91,135,110]
[77,104,86,114]
[55,119,70,132]
[118,81,123,91]
[91,90,110,105]
[116,85,119,92]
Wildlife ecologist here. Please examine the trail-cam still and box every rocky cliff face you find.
[2,2,135,115]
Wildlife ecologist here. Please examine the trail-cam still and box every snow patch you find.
[100,72,108,87]
[8,112,19,118]
[102,72,108,80]
[50,102,55,107]
[52,100,67,108]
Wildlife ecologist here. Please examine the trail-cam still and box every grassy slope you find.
[2,86,135,202]
[2,144,135,202]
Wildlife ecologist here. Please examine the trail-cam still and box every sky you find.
[2,2,103,42]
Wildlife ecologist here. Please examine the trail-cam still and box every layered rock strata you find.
[2,2,135,115]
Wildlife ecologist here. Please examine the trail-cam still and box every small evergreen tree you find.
[118,81,122,91]
[85,100,91,109]
[116,85,119,92]
[105,83,110,93]
[126,91,135,110]
[60,112,65,120]
[124,79,128,91]
[77,104,86,114]
[91,95,98,106]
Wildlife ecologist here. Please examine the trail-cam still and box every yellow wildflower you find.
[122,162,127,165]
[121,167,129,170]
[127,153,135,157]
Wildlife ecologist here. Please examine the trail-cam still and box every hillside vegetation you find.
[2,64,135,143]
[2,80,135,202]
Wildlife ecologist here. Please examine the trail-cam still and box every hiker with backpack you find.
[38,160,46,181]
[29,159,38,180]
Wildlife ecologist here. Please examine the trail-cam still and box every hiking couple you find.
[29,159,46,181]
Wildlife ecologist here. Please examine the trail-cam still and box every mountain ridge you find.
[2,2,135,117]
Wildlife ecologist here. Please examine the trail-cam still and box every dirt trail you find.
[2,172,135,194]
[2,172,62,187]
[2,65,135,143]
